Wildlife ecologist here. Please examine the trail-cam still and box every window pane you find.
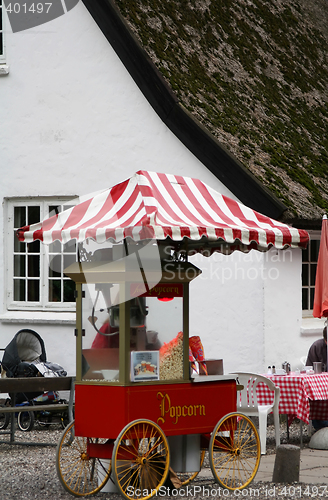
[302,263,308,286]
[28,206,40,225]
[302,288,308,310]
[49,255,61,277]
[310,240,320,262]
[14,207,26,228]
[14,237,25,253]
[27,240,40,253]
[49,241,62,253]
[64,254,76,270]
[63,240,76,253]
[49,205,61,217]
[14,255,25,277]
[310,288,315,310]
[302,246,309,262]
[63,280,75,302]
[28,255,40,277]
[14,279,25,301]
[49,280,61,302]
[28,280,39,301]
[310,263,317,286]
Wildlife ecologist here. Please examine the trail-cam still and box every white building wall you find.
[0,2,313,376]
[189,251,265,374]
[262,248,322,373]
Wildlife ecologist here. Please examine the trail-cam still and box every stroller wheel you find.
[17,410,35,432]
[0,407,10,430]
[38,411,52,429]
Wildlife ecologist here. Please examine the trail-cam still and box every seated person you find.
[306,326,327,370]
[306,326,328,431]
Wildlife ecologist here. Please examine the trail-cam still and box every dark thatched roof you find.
[82,0,328,227]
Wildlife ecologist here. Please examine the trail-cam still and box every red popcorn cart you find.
[58,250,260,498]
[16,171,309,498]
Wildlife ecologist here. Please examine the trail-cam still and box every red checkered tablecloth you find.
[257,372,328,424]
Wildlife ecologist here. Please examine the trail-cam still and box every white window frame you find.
[0,0,9,73]
[5,197,77,312]
[302,230,321,317]
[0,0,5,62]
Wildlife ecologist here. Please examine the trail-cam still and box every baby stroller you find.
[0,329,68,431]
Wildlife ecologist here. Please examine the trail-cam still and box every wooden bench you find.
[0,376,75,445]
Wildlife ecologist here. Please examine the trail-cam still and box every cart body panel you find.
[75,379,236,439]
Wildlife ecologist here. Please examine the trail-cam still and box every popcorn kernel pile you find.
[159,331,184,380]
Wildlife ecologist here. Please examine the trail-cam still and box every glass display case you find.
[64,240,201,385]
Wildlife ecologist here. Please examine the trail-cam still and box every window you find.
[0,0,4,61]
[6,198,77,311]
[302,232,321,314]
[0,0,9,73]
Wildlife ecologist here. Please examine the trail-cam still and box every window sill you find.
[0,65,9,75]
[0,310,76,325]
[300,316,326,336]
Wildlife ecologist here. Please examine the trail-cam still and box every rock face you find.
[115,0,328,221]
[309,427,328,449]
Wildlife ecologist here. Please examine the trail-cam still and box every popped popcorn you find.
[159,331,184,380]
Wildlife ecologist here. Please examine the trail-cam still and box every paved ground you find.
[197,447,328,484]
[257,448,328,484]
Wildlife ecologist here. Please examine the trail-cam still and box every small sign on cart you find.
[131,351,159,382]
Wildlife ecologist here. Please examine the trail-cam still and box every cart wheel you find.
[112,419,170,500]
[56,420,111,497]
[209,412,260,490]
[175,450,205,486]
[0,408,10,430]
[17,410,35,432]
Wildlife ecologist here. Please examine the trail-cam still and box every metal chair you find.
[230,372,280,454]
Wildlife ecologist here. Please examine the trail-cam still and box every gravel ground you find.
[0,418,325,500]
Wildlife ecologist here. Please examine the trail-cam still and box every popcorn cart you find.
[16,171,309,499]
[54,240,261,497]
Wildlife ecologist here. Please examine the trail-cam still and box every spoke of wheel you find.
[113,420,169,500]
[210,413,260,491]
[57,421,111,497]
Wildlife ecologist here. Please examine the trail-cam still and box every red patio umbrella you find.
[313,215,328,318]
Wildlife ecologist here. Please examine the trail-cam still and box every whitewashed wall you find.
[189,248,320,375]
[0,2,315,376]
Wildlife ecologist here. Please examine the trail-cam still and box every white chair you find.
[230,372,280,455]
[300,356,307,367]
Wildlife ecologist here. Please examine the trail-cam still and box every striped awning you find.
[17,170,309,255]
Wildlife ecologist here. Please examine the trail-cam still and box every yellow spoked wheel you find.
[175,450,205,486]
[56,420,112,497]
[209,412,261,490]
[112,419,170,500]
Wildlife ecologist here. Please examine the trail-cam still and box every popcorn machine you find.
[55,240,261,498]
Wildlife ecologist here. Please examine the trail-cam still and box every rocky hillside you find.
[114,0,328,223]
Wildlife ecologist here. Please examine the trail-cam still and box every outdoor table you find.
[257,372,328,445]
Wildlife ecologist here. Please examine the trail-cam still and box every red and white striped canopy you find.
[17,170,309,255]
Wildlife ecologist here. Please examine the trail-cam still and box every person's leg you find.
[312,419,328,431]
